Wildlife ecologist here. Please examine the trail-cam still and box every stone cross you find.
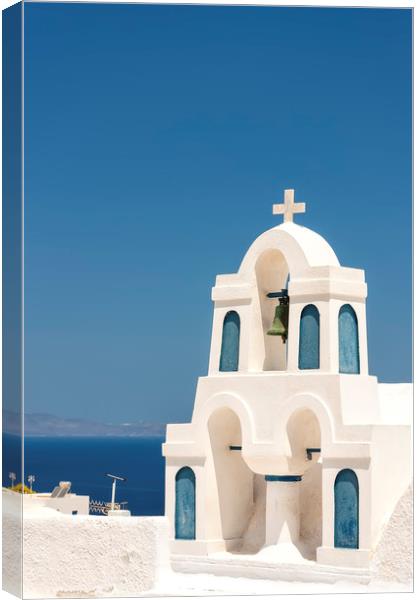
[273,189,306,223]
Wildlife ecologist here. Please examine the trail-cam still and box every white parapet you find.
[3,490,171,598]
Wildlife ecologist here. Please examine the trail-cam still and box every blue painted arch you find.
[338,305,360,374]
[334,469,359,549]
[219,311,240,372]
[175,467,196,540]
[298,304,320,370]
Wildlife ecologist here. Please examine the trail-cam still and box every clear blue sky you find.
[24,3,412,424]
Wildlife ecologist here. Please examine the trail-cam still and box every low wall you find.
[2,490,23,597]
[371,484,413,584]
[3,490,171,598]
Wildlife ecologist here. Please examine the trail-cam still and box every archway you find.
[175,467,196,540]
[208,407,255,549]
[339,305,360,374]
[255,249,289,371]
[334,469,359,549]
[298,304,320,370]
[219,311,240,372]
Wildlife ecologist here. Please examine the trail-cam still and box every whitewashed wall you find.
[3,491,171,599]
[372,485,413,583]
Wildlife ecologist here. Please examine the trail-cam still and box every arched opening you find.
[338,304,360,374]
[219,311,240,372]
[298,304,320,370]
[334,469,359,549]
[255,249,289,371]
[285,408,322,559]
[208,408,256,550]
[175,467,196,540]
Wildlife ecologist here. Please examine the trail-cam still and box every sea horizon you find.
[3,433,166,516]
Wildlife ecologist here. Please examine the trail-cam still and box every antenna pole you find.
[105,473,126,513]
[111,478,116,510]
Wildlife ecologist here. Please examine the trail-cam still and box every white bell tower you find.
[208,188,368,377]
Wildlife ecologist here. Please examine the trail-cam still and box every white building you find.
[23,482,89,515]
[163,189,412,573]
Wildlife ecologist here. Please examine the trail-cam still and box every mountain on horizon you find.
[3,410,166,437]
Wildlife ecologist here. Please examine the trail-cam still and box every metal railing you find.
[89,499,124,515]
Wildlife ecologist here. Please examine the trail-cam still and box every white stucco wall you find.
[3,490,171,599]
[377,383,413,424]
[2,490,23,597]
[371,485,413,583]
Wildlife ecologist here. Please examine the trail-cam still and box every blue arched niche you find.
[334,469,359,549]
[298,304,320,370]
[175,467,196,540]
[219,311,240,372]
[338,305,360,374]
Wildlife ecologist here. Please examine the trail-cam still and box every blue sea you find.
[3,434,165,516]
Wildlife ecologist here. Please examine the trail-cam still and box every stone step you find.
[171,552,371,585]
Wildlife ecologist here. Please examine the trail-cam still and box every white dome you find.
[239,222,340,278]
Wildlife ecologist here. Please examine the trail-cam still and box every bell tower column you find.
[286,299,301,372]
[264,475,302,552]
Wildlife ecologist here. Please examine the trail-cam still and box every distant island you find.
[3,410,166,437]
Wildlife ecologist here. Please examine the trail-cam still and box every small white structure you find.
[24,481,89,515]
[163,190,412,577]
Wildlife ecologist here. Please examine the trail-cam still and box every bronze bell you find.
[267,301,289,342]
